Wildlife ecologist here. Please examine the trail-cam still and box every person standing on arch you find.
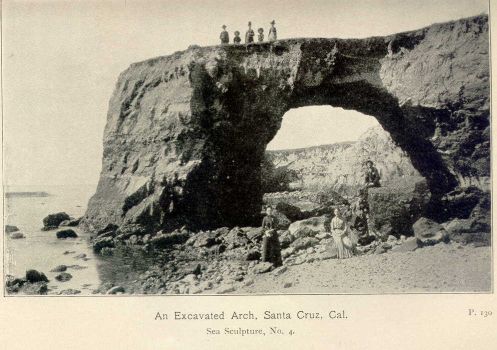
[220,25,229,45]
[233,30,241,45]
[257,27,264,42]
[268,20,277,42]
[245,21,255,44]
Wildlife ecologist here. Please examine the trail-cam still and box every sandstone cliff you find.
[265,126,420,194]
[82,15,489,232]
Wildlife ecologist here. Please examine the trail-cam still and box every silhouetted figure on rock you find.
[268,20,277,41]
[261,206,282,267]
[257,28,264,42]
[233,31,241,45]
[220,25,229,45]
[245,21,255,44]
[364,160,381,188]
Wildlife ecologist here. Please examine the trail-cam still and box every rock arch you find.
[82,15,489,232]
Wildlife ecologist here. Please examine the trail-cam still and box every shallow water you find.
[4,185,103,294]
[4,185,173,295]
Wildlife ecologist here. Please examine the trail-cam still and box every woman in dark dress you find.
[261,206,282,267]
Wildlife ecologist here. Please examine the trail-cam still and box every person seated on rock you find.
[245,21,255,44]
[257,27,264,42]
[352,207,376,246]
[268,20,277,42]
[330,208,356,259]
[364,160,381,188]
[220,25,229,45]
[233,31,241,45]
[261,206,282,267]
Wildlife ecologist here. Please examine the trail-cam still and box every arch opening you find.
[262,106,421,197]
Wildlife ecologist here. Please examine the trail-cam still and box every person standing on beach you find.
[245,21,255,44]
[220,25,229,45]
[268,20,277,41]
[330,208,355,259]
[261,206,282,267]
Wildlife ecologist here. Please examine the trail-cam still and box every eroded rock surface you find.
[82,15,489,232]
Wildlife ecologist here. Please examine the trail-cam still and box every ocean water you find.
[4,185,102,294]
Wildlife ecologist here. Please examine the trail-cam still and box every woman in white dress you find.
[330,208,355,259]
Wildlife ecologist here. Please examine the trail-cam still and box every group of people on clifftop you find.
[260,160,381,267]
[219,20,277,45]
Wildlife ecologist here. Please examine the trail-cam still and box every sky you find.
[2,0,488,187]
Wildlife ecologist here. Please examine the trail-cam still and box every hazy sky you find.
[2,0,488,187]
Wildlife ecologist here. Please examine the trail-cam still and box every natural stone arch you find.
[82,15,489,232]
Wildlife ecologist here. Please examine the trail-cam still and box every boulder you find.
[275,202,303,221]
[58,289,81,295]
[281,247,295,259]
[288,216,329,237]
[191,231,220,248]
[92,236,115,253]
[223,227,249,248]
[55,272,73,282]
[290,237,319,251]
[273,211,291,229]
[149,230,190,248]
[59,217,81,227]
[26,270,49,283]
[24,282,49,295]
[444,218,490,244]
[10,232,25,239]
[106,286,125,294]
[216,284,236,294]
[391,237,419,253]
[367,177,430,237]
[42,212,70,229]
[413,217,449,245]
[245,250,261,261]
[56,229,78,239]
[5,225,19,233]
[253,262,273,274]
[244,227,264,242]
[50,265,67,272]
[272,266,288,276]
[278,230,295,249]
[8,281,48,295]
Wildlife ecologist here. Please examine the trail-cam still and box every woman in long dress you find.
[330,208,355,259]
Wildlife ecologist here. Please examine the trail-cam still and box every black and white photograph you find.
[2,0,493,300]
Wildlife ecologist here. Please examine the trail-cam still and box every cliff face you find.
[82,15,489,232]
[266,126,420,194]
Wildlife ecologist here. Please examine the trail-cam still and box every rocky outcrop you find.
[5,225,19,233]
[82,15,489,232]
[43,212,71,230]
[367,177,431,237]
[56,229,78,239]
